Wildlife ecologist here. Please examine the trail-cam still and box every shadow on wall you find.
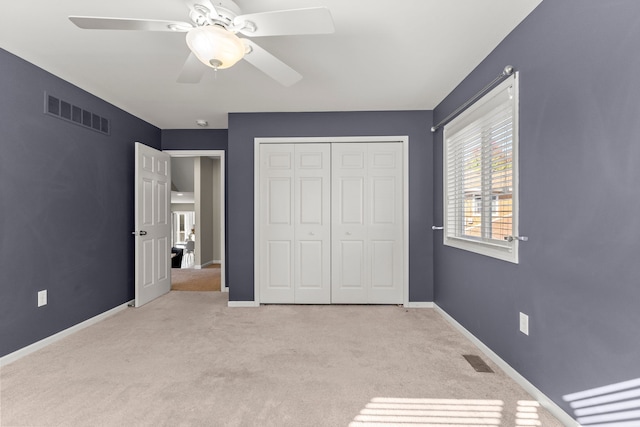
[563,378,640,426]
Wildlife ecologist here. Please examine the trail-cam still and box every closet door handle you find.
[309,232,315,236]
[346,232,352,236]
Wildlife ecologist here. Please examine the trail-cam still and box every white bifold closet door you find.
[259,144,331,303]
[331,143,403,304]
[259,142,403,304]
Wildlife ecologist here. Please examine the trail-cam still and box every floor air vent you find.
[463,354,494,373]
[45,93,110,135]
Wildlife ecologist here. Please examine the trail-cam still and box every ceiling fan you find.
[69,0,335,86]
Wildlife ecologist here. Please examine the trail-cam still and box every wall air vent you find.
[45,93,110,135]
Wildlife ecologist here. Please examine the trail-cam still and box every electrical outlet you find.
[519,312,529,335]
[38,290,47,307]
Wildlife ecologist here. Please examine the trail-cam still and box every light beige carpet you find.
[171,264,220,292]
[0,293,564,426]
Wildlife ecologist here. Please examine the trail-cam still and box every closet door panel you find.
[367,143,403,304]
[260,145,295,303]
[332,144,369,303]
[294,144,331,303]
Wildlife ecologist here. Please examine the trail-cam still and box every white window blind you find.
[443,74,519,263]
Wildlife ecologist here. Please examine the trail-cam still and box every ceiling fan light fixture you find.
[186,25,245,70]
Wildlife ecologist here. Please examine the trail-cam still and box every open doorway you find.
[165,150,226,293]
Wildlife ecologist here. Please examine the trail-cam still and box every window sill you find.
[444,235,519,264]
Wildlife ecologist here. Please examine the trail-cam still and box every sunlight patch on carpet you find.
[349,397,504,426]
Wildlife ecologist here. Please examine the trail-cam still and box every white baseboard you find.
[434,304,578,427]
[0,301,132,367]
[195,260,220,269]
[405,302,434,308]
[227,301,259,308]
[221,286,229,293]
[193,260,227,269]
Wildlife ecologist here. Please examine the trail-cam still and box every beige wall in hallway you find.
[212,158,221,261]
[195,157,214,266]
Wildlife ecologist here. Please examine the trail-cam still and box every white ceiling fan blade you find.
[177,52,207,83]
[241,39,302,87]
[69,16,193,32]
[234,7,334,37]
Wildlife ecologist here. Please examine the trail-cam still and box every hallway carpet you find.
[0,292,564,426]
[171,264,221,292]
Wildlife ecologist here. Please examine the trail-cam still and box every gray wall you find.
[0,48,161,357]
[171,157,195,192]
[161,129,228,151]
[227,111,434,302]
[433,0,640,416]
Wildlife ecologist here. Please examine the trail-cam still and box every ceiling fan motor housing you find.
[194,0,242,29]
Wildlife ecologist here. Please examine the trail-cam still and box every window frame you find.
[442,73,520,263]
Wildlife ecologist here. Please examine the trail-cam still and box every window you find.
[443,74,519,263]
[171,211,195,246]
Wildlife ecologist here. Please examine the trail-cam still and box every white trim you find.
[194,260,215,269]
[434,304,579,427]
[404,302,434,308]
[164,149,227,292]
[254,141,260,303]
[403,137,409,307]
[253,136,410,306]
[227,301,260,308]
[0,301,132,367]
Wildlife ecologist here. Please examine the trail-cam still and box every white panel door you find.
[367,143,403,303]
[294,144,330,303]
[331,144,368,303]
[134,142,171,307]
[259,144,295,303]
[332,143,403,304]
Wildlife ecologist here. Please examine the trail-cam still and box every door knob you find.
[309,232,315,236]
[346,232,352,235]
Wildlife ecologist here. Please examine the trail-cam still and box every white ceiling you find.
[0,0,542,129]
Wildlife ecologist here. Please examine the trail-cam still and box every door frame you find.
[253,136,410,306]
[164,149,227,292]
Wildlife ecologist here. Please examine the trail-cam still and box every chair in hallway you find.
[184,240,195,266]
